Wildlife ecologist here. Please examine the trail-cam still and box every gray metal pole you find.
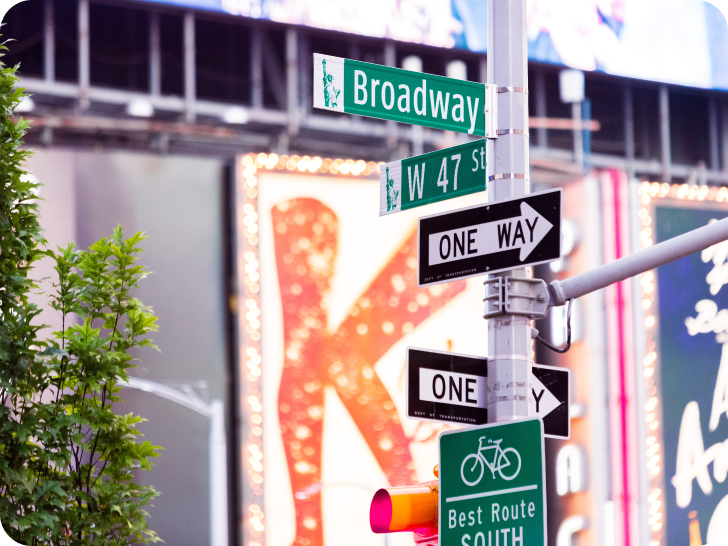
[78,0,89,110]
[709,97,720,171]
[659,84,671,182]
[486,0,531,423]
[535,70,547,149]
[573,101,583,167]
[384,42,397,151]
[286,28,299,136]
[549,216,728,305]
[251,28,263,110]
[149,12,161,97]
[44,0,55,83]
[723,104,728,173]
[183,10,196,124]
[624,85,635,180]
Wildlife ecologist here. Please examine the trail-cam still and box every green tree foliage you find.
[0,47,162,544]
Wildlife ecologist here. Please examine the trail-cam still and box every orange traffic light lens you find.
[370,485,438,533]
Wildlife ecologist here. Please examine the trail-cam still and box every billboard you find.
[639,182,728,546]
[133,0,728,90]
[235,153,493,546]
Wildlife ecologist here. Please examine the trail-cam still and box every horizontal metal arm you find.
[549,217,728,306]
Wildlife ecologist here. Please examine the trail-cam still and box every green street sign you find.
[439,418,546,546]
[313,53,486,136]
[380,139,486,216]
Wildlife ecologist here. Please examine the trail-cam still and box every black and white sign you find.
[529,363,570,439]
[406,347,487,425]
[407,347,570,436]
[417,188,562,286]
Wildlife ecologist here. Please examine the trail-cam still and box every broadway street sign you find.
[380,139,486,215]
[418,189,562,286]
[529,364,570,439]
[406,347,488,425]
[313,53,486,136]
[439,419,547,546]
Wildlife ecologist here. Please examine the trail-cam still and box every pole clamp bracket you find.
[483,277,551,319]
[485,84,498,139]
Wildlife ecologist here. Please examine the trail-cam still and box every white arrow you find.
[528,372,561,418]
[427,201,554,266]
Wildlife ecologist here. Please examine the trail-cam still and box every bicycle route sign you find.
[418,189,562,286]
[406,347,488,425]
[379,139,487,216]
[313,53,487,136]
[439,418,546,546]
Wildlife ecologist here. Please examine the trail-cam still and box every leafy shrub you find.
[0,45,162,545]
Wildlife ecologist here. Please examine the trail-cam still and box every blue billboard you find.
[657,204,728,545]
[131,0,728,91]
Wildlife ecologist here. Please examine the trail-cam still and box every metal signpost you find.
[439,419,547,546]
[313,53,488,135]
[417,189,561,286]
[379,139,487,215]
[315,0,728,542]
[406,347,488,426]
[483,0,532,434]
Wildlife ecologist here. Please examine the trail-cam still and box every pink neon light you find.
[612,171,631,546]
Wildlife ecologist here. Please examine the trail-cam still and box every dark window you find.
[670,90,709,166]
[160,13,183,96]
[632,86,661,161]
[585,76,625,156]
[3,0,44,77]
[55,0,79,82]
[465,56,481,84]
[543,69,572,151]
[90,3,149,91]
[196,18,250,104]
[308,34,348,61]
[396,45,444,76]
[395,45,480,81]
[261,28,285,109]
[361,44,384,66]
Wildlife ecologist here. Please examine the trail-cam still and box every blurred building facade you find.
[6,2,728,546]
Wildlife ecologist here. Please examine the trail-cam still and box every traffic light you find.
[369,481,438,534]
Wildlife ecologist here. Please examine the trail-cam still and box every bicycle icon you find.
[460,436,522,485]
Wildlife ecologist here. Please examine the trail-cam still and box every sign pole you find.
[486,0,532,423]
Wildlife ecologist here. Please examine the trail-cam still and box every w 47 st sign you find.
[380,139,486,215]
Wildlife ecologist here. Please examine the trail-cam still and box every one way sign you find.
[529,363,570,439]
[406,347,570,438]
[406,347,488,426]
[418,188,561,286]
